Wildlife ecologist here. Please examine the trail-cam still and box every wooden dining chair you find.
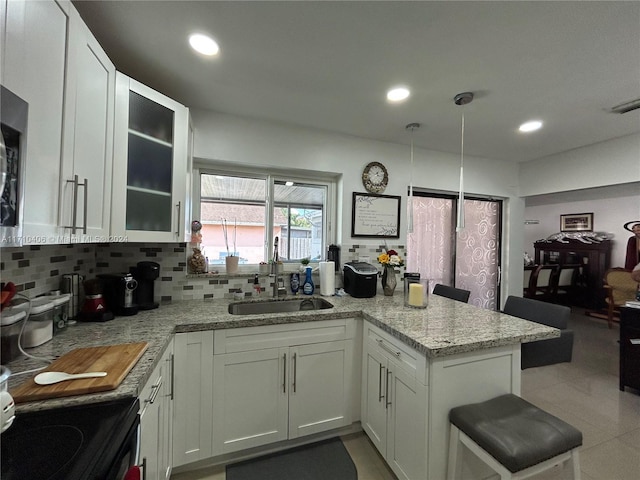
[552,264,581,304]
[603,268,638,328]
[525,265,557,301]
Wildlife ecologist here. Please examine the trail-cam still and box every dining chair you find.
[552,264,581,304]
[432,284,471,303]
[503,295,573,369]
[524,264,557,301]
[603,268,638,328]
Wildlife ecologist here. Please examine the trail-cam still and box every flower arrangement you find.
[378,249,404,267]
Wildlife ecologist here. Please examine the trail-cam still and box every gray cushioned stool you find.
[447,394,582,480]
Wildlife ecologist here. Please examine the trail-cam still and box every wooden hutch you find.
[533,239,612,309]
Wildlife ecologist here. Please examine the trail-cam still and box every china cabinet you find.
[112,73,189,242]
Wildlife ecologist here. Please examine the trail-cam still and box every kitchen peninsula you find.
[7,294,558,480]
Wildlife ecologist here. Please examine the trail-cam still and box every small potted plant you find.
[222,218,238,274]
[300,257,311,272]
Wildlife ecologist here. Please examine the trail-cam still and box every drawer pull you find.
[377,339,401,358]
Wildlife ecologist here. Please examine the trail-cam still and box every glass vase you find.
[381,265,397,296]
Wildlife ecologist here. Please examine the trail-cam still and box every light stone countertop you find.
[6,293,558,413]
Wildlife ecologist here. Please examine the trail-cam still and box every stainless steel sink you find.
[228,297,334,315]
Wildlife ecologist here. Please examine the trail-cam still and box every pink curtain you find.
[407,196,500,310]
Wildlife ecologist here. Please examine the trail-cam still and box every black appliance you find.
[1,85,28,247]
[97,273,139,316]
[130,261,159,310]
[343,261,378,298]
[1,397,140,480]
[328,244,340,272]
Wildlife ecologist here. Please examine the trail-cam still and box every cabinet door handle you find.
[169,353,175,400]
[175,201,181,237]
[147,376,163,404]
[141,457,147,480]
[64,175,88,234]
[292,352,297,393]
[377,339,401,358]
[283,353,287,393]
[378,363,385,402]
[81,177,88,234]
[385,369,392,409]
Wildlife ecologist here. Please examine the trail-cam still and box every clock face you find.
[362,162,388,193]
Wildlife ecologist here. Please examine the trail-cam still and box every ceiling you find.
[72,1,640,164]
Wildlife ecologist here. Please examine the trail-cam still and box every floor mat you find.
[225,437,357,480]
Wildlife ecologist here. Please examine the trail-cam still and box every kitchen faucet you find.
[271,236,286,298]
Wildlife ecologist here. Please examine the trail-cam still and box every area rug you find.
[225,437,357,480]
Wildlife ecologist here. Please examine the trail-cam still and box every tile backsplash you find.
[1,242,406,302]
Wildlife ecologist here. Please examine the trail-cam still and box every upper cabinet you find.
[1,0,115,245]
[1,0,68,244]
[59,6,115,243]
[112,73,189,242]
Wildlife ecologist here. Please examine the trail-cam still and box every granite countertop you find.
[6,294,558,413]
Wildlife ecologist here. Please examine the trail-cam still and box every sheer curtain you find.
[407,197,453,290]
[407,195,501,310]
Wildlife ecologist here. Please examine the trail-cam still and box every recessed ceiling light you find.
[189,33,219,56]
[386,86,411,102]
[285,181,294,186]
[519,120,543,133]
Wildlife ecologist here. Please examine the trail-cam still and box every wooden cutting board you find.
[11,342,148,403]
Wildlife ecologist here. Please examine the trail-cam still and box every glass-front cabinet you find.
[112,73,189,242]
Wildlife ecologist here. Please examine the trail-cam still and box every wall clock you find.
[362,161,388,194]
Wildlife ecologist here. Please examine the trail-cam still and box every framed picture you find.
[351,192,401,238]
[560,213,593,232]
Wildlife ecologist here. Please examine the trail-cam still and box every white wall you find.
[524,193,640,268]
[190,109,525,302]
[519,133,640,196]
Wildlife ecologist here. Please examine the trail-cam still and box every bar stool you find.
[447,394,582,480]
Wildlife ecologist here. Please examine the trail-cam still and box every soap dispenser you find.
[302,266,314,295]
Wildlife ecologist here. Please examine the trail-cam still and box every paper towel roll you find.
[319,261,335,296]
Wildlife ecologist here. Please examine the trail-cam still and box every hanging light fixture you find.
[405,122,420,234]
[453,92,473,232]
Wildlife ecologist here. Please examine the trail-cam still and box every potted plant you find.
[299,257,311,272]
[222,218,238,274]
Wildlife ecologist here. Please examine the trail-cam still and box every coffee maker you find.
[97,273,138,316]
[130,261,159,310]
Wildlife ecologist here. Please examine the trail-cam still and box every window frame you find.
[192,163,336,272]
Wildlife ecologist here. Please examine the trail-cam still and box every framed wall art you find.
[560,213,593,232]
[351,192,401,238]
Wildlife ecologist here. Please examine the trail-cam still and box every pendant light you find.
[405,122,420,234]
[454,92,473,232]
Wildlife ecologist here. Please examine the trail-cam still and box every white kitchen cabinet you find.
[1,0,67,244]
[212,320,356,455]
[361,323,428,480]
[59,5,115,242]
[112,73,189,242]
[172,331,214,467]
[139,338,174,480]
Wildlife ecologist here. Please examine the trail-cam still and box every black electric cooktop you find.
[1,397,139,480]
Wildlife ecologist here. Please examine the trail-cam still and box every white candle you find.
[408,283,424,306]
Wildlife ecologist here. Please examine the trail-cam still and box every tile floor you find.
[172,309,640,480]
